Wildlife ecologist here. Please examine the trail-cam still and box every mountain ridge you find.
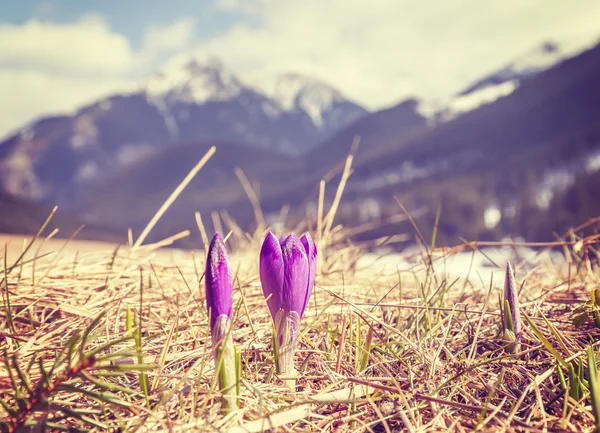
[0,57,368,209]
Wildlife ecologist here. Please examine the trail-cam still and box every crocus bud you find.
[259,232,317,389]
[502,261,522,353]
[205,233,238,411]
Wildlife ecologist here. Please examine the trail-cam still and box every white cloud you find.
[0,14,133,75]
[0,69,135,138]
[2,2,600,138]
[191,0,600,109]
[0,15,196,138]
[142,18,196,57]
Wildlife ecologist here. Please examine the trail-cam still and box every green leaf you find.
[568,363,580,401]
[235,345,241,398]
[557,364,567,391]
[49,403,109,430]
[587,346,600,433]
[59,383,133,408]
[85,335,133,359]
[82,311,107,350]
[524,315,568,369]
[504,300,514,333]
[96,363,158,372]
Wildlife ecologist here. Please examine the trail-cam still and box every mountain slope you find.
[0,58,367,210]
[257,73,367,137]
[248,41,600,244]
[357,41,600,176]
[458,42,565,96]
[304,98,427,174]
[71,42,600,246]
[0,191,122,241]
[77,140,311,243]
[340,41,600,242]
[420,40,598,123]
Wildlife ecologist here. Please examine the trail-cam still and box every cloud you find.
[2,2,600,139]
[192,0,600,109]
[0,14,134,75]
[142,18,196,57]
[0,69,134,137]
[0,15,196,138]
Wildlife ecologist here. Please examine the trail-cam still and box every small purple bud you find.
[204,232,238,411]
[205,233,233,333]
[504,261,522,342]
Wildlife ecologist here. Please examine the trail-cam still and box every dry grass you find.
[2,221,599,432]
[2,150,600,432]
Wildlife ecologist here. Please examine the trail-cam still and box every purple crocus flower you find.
[205,232,233,343]
[259,231,317,382]
[205,232,238,410]
[260,232,317,321]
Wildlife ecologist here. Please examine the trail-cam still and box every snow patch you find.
[534,147,600,209]
[535,167,576,209]
[150,97,179,139]
[447,81,518,117]
[419,39,600,125]
[484,206,502,229]
[76,162,100,182]
[116,144,159,166]
[19,127,35,141]
[508,42,564,76]
[261,101,281,119]
[536,189,554,210]
[417,81,518,124]
[70,115,98,149]
[99,99,112,111]
[145,57,243,105]
[359,160,445,192]
[2,149,46,200]
[358,198,382,223]
[358,246,565,286]
[585,147,600,172]
[257,73,347,127]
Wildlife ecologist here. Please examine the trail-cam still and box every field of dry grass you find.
[2,151,600,432]
[2,217,600,432]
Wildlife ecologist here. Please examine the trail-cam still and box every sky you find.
[1,0,600,139]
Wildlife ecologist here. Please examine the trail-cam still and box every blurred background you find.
[1,0,600,249]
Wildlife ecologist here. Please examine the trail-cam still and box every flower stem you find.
[216,333,238,412]
[275,310,300,391]
[212,315,239,412]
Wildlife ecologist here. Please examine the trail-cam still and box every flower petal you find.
[205,233,233,329]
[259,232,284,320]
[281,233,309,316]
[300,232,317,315]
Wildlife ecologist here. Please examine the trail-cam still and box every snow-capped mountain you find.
[145,57,244,106]
[458,42,564,96]
[140,58,366,145]
[418,40,597,123]
[0,57,368,207]
[257,73,367,134]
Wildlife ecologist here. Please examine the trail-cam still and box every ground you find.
[1,227,599,432]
